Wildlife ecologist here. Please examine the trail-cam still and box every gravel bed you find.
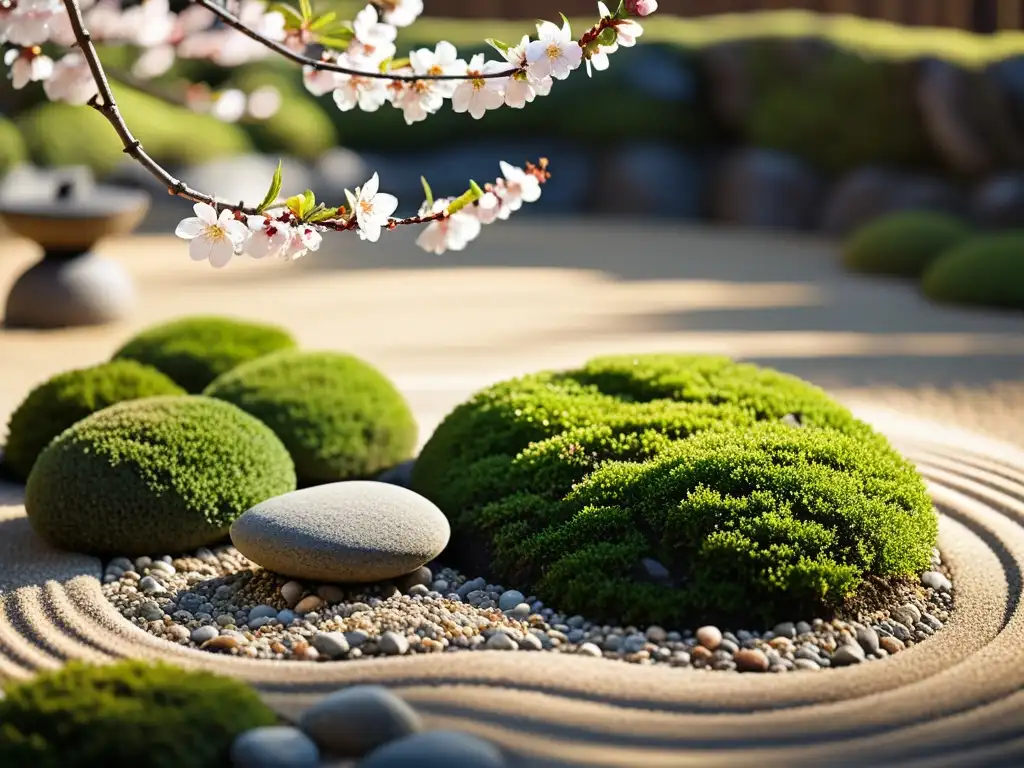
[102,548,953,672]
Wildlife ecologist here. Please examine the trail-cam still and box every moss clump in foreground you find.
[842,211,974,278]
[921,232,1024,312]
[204,350,417,486]
[2,360,185,481]
[112,316,298,394]
[412,355,936,626]
[25,396,296,556]
[0,660,277,768]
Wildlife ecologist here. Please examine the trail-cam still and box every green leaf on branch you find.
[614,0,628,19]
[485,38,511,56]
[285,193,306,217]
[421,176,434,209]
[270,3,304,29]
[559,12,572,34]
[256,160,284,214]
[298,0,313,22]
[309,11,337,31]
[299,190,317,218]
[447,181,483,215]
[307,206,341,222]
[316,32,354,50]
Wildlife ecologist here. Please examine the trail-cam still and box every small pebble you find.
[485,632,518,651]
[734,648,769,673]
[696,626,723,650]
[379,631,410,656]
[299,685,423,757]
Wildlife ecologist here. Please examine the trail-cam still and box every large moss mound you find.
[842,211,974,277]
[0,116,27,176]
[412,355,936,625]
[921,233,1024,311]
[112,316,298,394]
[3,360,185,481]
[0,660,277,768]
[25,396,296,556]
[204,350,417,486]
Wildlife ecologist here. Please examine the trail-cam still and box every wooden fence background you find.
[422,1,1024,32]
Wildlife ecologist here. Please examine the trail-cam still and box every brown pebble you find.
[880,636,905,654]
[270,642,287,654]
[294,595,324,614]
[690,645,713,663]
[695,626,722,650]
[734,648,770,673]
[201,635,239,652]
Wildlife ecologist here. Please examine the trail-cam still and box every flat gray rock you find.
[230,481,450,583]
[360,730,506,768]
[298,685,423,757]
[231,726,320,768]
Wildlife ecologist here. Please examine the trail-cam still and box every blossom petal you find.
[223,219,251,245]
[360,221,383,243]
[194,202,218,224]
[207,238,235,268]
[188,234,217,262]
[374,193,399,218]
[175,217,205,240]
[361,172,380,200]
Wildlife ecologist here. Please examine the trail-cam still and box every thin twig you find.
[61,0,259,212]
[194,0,519,81]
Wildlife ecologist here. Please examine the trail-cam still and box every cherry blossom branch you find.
[60,0,260,213]
[192,0,518,81]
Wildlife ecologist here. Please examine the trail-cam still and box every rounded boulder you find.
[230,481,450,583]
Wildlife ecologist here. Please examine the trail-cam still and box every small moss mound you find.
[843,211,974,277]
[412,355,936,625]
[112,316,298,393]
[3,361,185,481]
[0,660,277,768]
[25,396,296,556]
[921,232,1024,311]
[204,350,417,486]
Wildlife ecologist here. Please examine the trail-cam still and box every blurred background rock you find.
[3,0,1024,235]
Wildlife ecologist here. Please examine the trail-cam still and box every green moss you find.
[0,660,277,768]
[746,46,936,174]
[413,355,935,625]
[25,396,296,556]
[0,116,27,176]
[843,212,974,277]
[204,350,417,486]
[3,360,185,481]
[921,232,1024,311]
[16,83,252,175]
[113,316,298,394]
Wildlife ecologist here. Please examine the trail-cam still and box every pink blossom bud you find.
[627,0,658,16]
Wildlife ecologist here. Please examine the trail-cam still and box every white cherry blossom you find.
[472,190,503,225]
[121,0,175,48]
[332,54,390,112]
[501,36,552,108]
[5,49,53,90]
[410,41,466,99]
[585,42,617,77]
[1,0,61,46]
[282,224,323,261]
[175,203,249,269]
[597,1,644,47]
[303,65,339,97]
[495,161,542,218]
[378,0,423,28]
[349,4,397,61]
[451,54,506,120]
[247,85,282,119]
[526,19,582,81]
[211,89,247,122]
[354,172,399,243]
[132,44,176,79]
[42,52,98,105]
[245,215,292,259]
[415,198,482,255]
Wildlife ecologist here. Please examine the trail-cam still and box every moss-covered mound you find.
[16,83,252,175]
[204,350,417,486]
[112,316,297,394]
[2,360,185,481]
[0,660,277,768]
[412,355,936,625]
[921,233,1024,311]
[842,211,974,277]
[0,115,27,176]
[25,396,296,556]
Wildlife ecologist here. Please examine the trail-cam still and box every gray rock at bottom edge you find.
[359,730,507,768]
[298,685,424,757]
[231,726,320,768]
[230,481,450,583]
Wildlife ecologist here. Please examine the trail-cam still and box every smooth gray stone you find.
[230,726,320,768]
[360,730,506,768]
[230,482,449,583]
[298,685,423,757]
[711,148,824,230]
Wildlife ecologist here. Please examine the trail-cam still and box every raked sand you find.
[1,221,1023,766]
